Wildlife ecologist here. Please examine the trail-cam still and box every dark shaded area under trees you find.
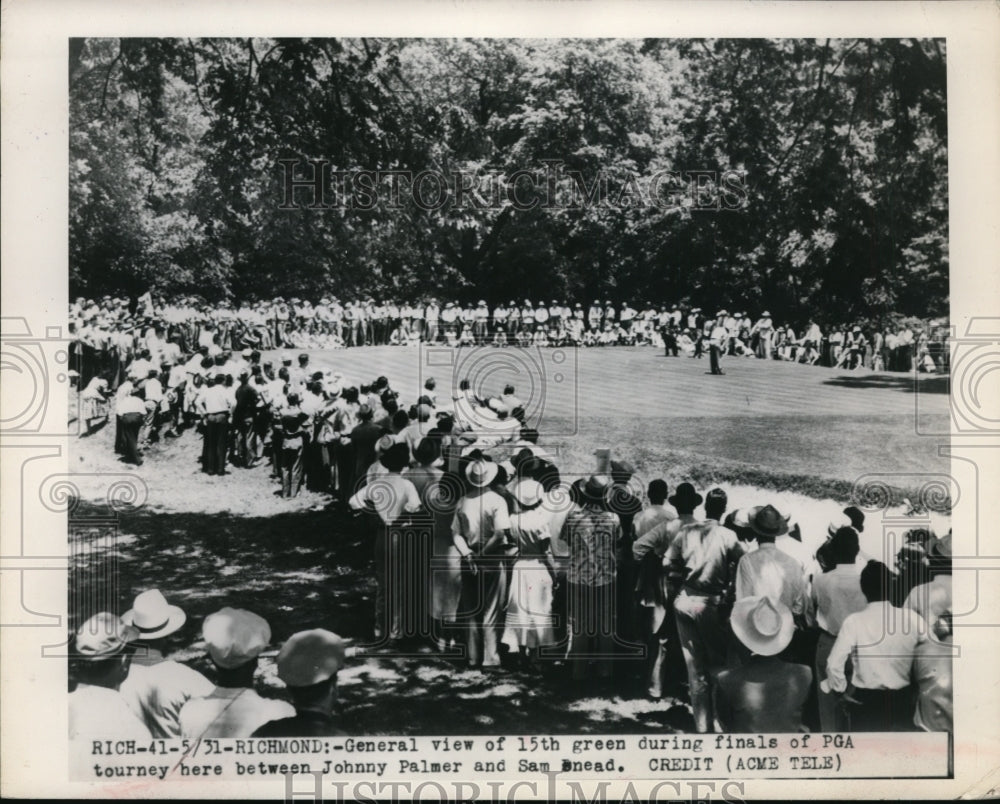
[70,38,948,327]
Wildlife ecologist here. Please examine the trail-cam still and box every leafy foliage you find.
[70,38,948,323]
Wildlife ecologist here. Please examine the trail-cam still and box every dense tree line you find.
[69,38,948,324]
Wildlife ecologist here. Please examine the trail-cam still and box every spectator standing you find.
[665,487,745,733]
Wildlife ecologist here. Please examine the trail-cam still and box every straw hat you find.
[466,460,499,488]
[74,613,139,660]
[121,589,186,640]
[730,596,794,656]
[747,505,790,538]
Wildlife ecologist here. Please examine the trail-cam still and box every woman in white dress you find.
[501,479,560,669]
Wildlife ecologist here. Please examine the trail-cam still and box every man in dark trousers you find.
[199,373,233,475]
[660,323,679,357]
[232,370,260,468]
[607,460,643,650]
[709,312,729,375]
[116,386,148,466]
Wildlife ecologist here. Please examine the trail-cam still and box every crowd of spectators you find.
[70,334,953,739]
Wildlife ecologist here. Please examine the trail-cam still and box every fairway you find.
[259,344,951,496]
[71,344,951,514]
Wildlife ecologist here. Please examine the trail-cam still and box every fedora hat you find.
[121,589,186,640]
[582,473,612,501]
[731,595,794,656]
[747,505,789,538]
[826,512,853,538]
[512,478,544,508]
[75,612,140,660]
[668,482,703,509]
[609,459,635,478]
[466,460,498,488]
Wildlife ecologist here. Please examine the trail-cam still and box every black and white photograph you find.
[3,1,999,800]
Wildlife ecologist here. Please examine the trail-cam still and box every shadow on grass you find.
[822,372,949,394]
[69,500,696,735]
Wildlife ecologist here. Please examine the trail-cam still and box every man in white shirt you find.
[128,349,155,384]
[199,375,233,475]
[500,384,523,413]
[400,405,433,461]
[350,443,422,640]
[119,590,214,737]
[117,387,148,466]
[631,480,680,699]
[735,505,807,618]
[179,608,295,739]
[70,613,151,741]
[452,460,513,668]
[824,560,928,731]
[425,299,440,344]
[632,479,677,542]
[141,369,164,446]
[665,487,745,731]
[709,313,729,375]
[807,525,868,731]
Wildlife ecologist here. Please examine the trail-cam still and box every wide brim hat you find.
[582,473,612,501]
[728,508,751,529]
[75,612,140,660]
[609,459,635,477]
[731,595,794,656]
[512,478,544,507]
[466,460,499,488]
[121,589,187,640]
[826,512,853,538]
[746,504,790,538]
[668,482,703,508]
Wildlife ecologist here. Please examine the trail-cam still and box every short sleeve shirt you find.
[452,490,511,553]
[666,519,745,596]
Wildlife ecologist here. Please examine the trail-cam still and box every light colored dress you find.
[81,377,110,421]
[425,474,462,622]
[502,507,557,649]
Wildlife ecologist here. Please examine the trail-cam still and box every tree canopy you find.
[69,37,948,324]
